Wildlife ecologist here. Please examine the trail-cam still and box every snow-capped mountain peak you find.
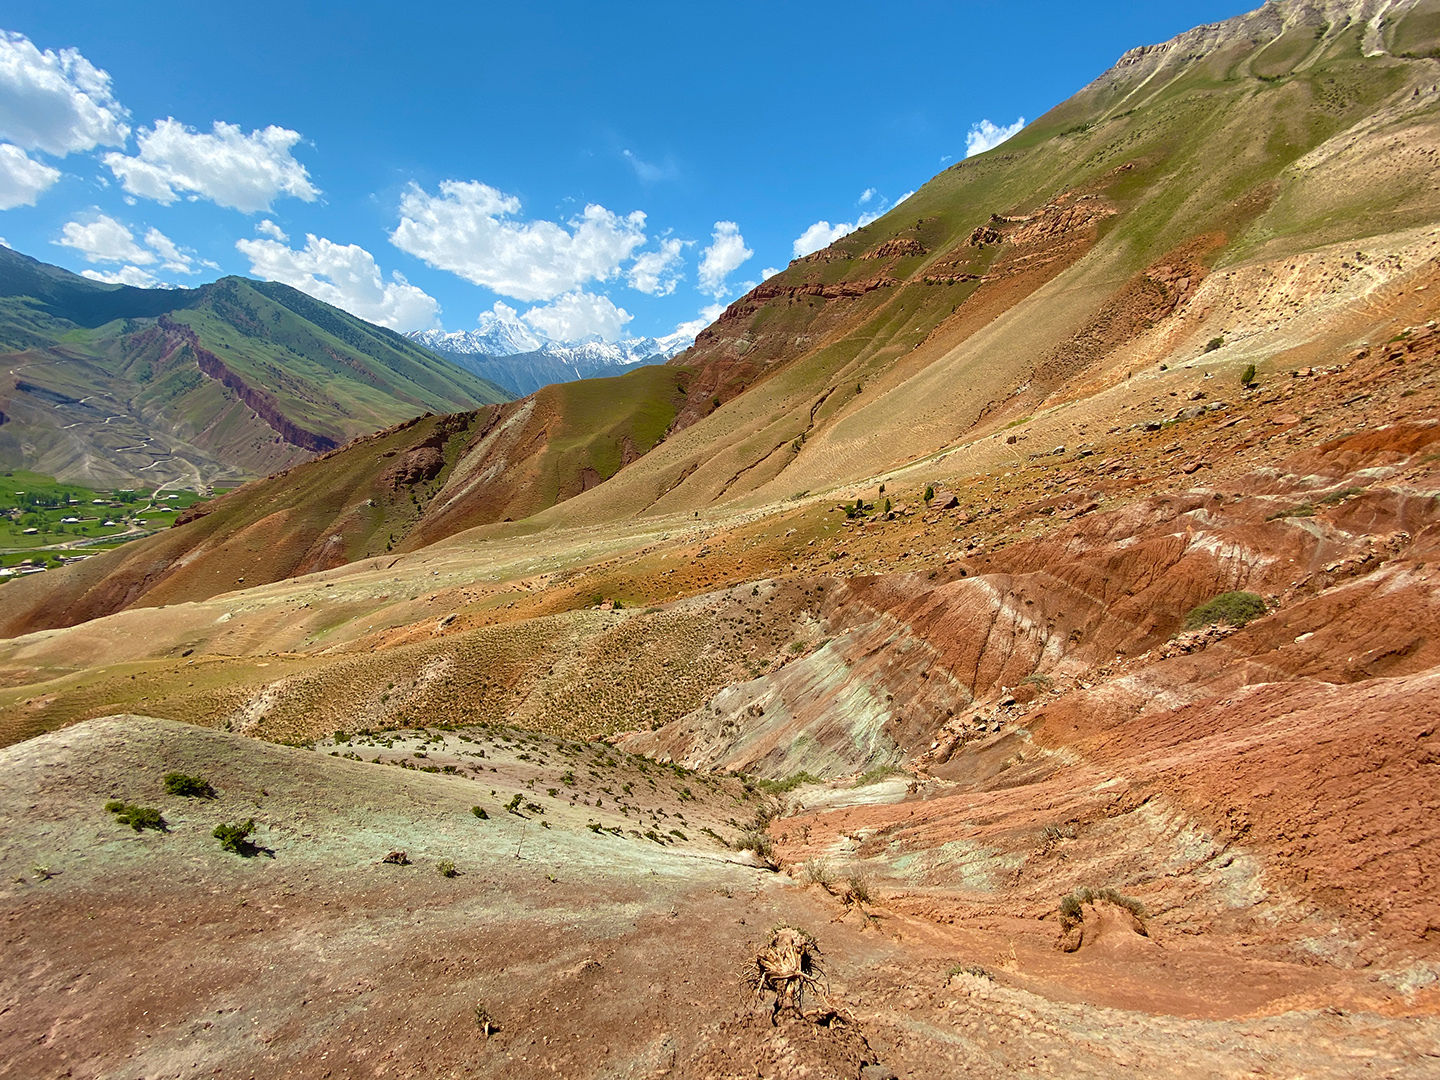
[407,314,697,398]
[410,304,545,357]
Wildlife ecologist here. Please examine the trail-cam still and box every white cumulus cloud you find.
[58,213,152,264]
[81,264,164,288]
[0,142,59,208]
[673,302,725,340]
[792,211,886,259]
[142,226,211,274]
[792,220,850,259]
[792,189,913,259]
[390,180,647,303]
[697,221,751,298]
[56,214,208,277]
[255,218,288,241]
[236,233,440,331]
[105,118,319,213]
[965,117,1025,158]
[520,290,631,342]
[761,266,781,280]
[0,31,129,156]
[627,237,685,296]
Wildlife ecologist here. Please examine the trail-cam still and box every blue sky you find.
[0,1,1250,343]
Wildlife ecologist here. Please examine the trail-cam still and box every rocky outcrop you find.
[381,446,444,490]
[864,237,927,259]
[698,278,899,337]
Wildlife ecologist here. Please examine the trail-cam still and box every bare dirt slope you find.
[4,716,1438,1080]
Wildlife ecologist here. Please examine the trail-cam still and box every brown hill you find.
[6,6,1440,1075]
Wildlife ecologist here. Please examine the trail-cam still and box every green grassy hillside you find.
[0,247,511,487]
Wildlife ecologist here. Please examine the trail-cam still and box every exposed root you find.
[745,925,830,1018]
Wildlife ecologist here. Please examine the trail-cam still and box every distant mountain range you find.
[0,246,511,488]
[408,306,694,396]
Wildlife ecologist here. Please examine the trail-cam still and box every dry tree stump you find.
[745,926,828,1018]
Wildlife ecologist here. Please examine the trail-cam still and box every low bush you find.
[470,805,488,820]
[474,1004,495,1037]
[1183,591,1266,630]
[1319,486,1364,505]
[752,772,819,795]
[437,859,458,878]
[213,819,256,854]
[946,963,993,981]
[736,830,774,859]
[801,857,833,889]
[105,800,166,832]
[163,772,215,798]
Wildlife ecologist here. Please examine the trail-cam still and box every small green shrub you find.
[736,830,774,859]
[851,766,904,788]
[471,806,488,820]
[1183,591,1266,630]
[924,485,935,503]
[753,772,819,794]
[1205,336,1224,352]
[1240,362,1257,386]
[1266,501,1315,520]
[505,793,524,814]
[163,772,214,798]
[437,859,458,878]
[212,819,256,854]
[106,800,166,832]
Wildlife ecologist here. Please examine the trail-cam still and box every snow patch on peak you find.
[410,302,544,357]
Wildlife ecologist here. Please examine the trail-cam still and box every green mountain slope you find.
[534,0,1440,523]
[2,0,1438,634]
[0,247,511,487]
